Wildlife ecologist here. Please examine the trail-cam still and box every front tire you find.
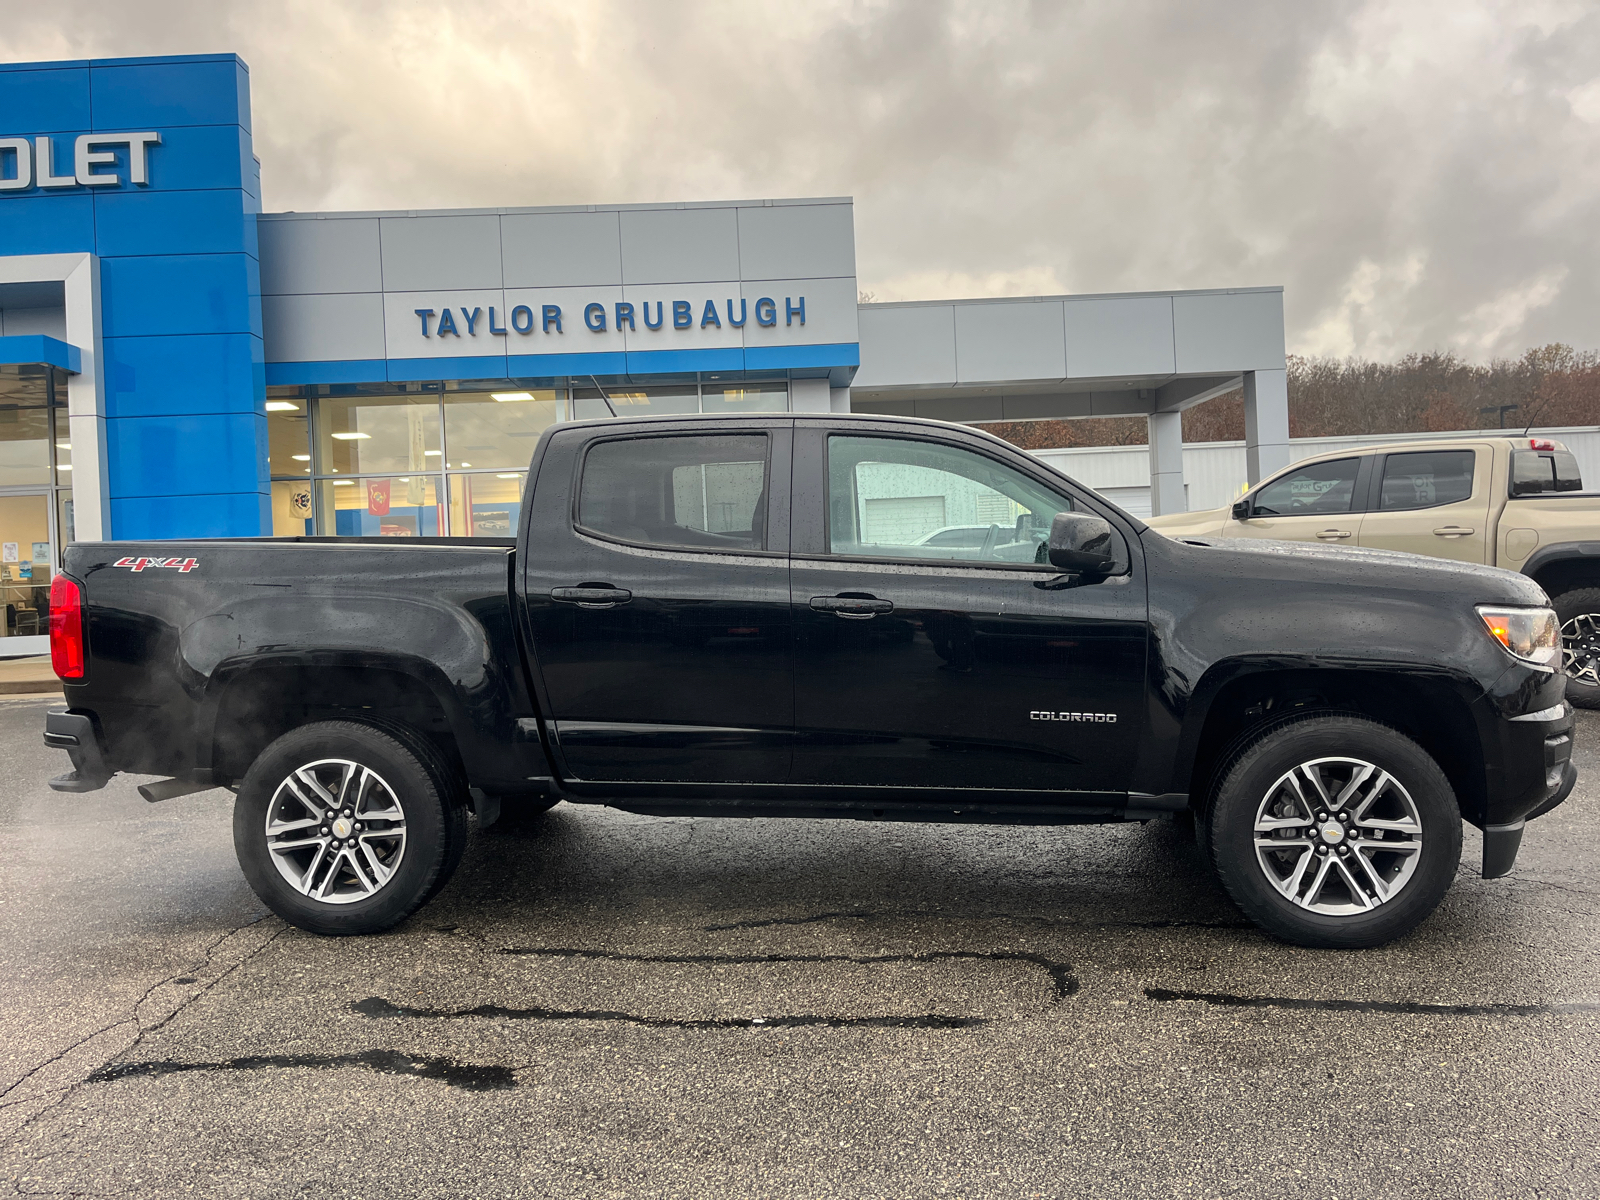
[1553,587,1600,710]
[233,721,459,936]
[1207,715,1462,949]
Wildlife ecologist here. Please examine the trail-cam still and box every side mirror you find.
[1231,499,1251,521]
[1047,512,1117,575]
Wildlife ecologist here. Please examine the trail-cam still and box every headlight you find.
[1476,605,1559,666]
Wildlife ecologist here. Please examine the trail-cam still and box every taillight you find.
[1529,438,1557,451]
[50,574,84,680]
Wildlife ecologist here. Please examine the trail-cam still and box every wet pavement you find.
[1,692,1596,1198]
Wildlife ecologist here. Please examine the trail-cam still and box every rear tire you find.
[233,721,459,936]
[1207,714,1461,949]
[1553,587,1600,710]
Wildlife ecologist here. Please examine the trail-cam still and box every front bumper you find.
[43,710,112,793]
[1482,700,1576,879]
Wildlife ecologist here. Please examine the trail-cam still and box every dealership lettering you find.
[414,296,805,339]
[0,132,161,192]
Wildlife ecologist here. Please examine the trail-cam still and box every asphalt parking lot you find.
[1,694,1597,1199]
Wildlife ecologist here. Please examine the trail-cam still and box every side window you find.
[578,434,768,551]
[1379,450,1475,511]
[827,435,1073,564]
[1253,458,1360,516]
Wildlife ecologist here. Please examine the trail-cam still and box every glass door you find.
[0,493,53,640]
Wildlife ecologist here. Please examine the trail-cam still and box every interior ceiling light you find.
[56,442,70,450]
[291,454,310,461]
[330,431,370,440]
[265,401,299,412]
[492,392,534,402]
[332,480,353,486]
[424,449,441,456]
[461,462,471,467]
[496,473,520,479]
[58,464,71,471]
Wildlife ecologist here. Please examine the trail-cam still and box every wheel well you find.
[1528,559,1600,603]
[1185,669,1485,824]
[210,665,462,786]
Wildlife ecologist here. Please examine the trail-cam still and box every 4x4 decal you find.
[113,556,199,574]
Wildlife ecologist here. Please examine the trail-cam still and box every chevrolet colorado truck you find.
[1148,436,1600,706]
[42,414,1576,948]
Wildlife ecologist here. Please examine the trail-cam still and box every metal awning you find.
[0,335,80,374]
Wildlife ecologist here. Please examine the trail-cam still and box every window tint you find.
[1253,458,1360,516]
[827,435,1072,564]
[578,434,768,551]
[1379,450,1475,511]
[1511,449,1583,495]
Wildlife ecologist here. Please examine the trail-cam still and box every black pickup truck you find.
[43,413,1576,948]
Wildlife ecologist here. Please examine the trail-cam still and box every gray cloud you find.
[3,0,1597,358]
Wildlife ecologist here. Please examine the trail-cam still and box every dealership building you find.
[0,51,1289,572]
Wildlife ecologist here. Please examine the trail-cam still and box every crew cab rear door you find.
[521,420,793,783]
[787,423,1147,800]
[1356,445,1493,564]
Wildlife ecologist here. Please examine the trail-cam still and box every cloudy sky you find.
[4,0,1597,361]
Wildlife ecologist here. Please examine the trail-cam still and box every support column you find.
[790,378,830,413]
[59,254,108,542]
[829,386,851,413]
[1147,409,1185,517]
[1244,368,1291,485]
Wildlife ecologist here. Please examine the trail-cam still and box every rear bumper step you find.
[43,711,112,793]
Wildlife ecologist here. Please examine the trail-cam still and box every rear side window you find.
[1379,450,1475,511]
[1253,458,1360,515]
[577,434,769,551]
[1511,449,1583,495]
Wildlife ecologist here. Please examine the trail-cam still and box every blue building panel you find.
[265,359,389,386]
[387,355,509,383]
[93,188,257,258]
[505,351,629,379]
[624,347,744,376]
[0,194,96,256]
[88,55,249,131]
[103,333,262,418]
[0,64,91,132]
[107,412,268,500]
[111,490,270,540]
[100,254,260,339]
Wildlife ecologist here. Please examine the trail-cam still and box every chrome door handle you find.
[1433,527,1475,538]
[810,594,894,619]
[551,586,633,608]
[1315,530,1352,540]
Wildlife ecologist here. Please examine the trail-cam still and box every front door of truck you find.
[1225,455,1371,546]
[787,427,1147,800]
[522,421,793,783]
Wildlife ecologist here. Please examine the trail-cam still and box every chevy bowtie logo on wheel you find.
[113,556,199,573]
[1030,710,1117,723]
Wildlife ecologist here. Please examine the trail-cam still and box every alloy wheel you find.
[1560,613,1600,686]
[264,758,408,904]
[1252,756,1423,916]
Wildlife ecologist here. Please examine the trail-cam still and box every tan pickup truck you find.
[1148,436,1600,706]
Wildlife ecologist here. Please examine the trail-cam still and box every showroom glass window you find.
[0,365,72,637]
[826,435,1069,565]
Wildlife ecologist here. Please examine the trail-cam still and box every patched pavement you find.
[2,693,1596,1198]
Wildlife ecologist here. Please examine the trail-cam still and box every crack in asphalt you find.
[1145,987,1600,1017]
[0,913,284,1149]
[350,995,986,1030]
[86,1050,515,1093]
[700,911,1248,933]
[494,945,1079,1001]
